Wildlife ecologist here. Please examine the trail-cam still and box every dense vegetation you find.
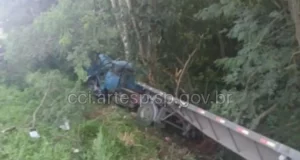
[1,0,300,159]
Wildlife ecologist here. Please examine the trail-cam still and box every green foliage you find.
[0,72,168,160]
[2,0,300,159]
[1,133,72,160]
[0,71,82,160]
[82,107,165,160]
[0,70,82,127]
[146,0,227,96]
[3,0,119,82]
[78,120,100,146]
[198,0,300,150]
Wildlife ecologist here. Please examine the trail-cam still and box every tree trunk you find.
[125,0,146,64]
[288,0,300,47]
[110,0,131,60]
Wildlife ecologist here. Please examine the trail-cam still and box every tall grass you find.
[0,71,197,160]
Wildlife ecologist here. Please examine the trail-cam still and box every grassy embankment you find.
[0,75,198,160]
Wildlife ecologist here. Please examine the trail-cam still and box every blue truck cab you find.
[86,54,144,95]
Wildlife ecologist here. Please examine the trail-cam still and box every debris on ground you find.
[59,118,70,131]
[72,148,80,153]
[29,128,40,138]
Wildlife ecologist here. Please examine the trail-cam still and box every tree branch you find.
[176,57,184,66]
[125,0,145,58]
[234,71,257,123]
[30,88,50,129]
[217,32,225,58]
[110,0,131,60]
[250,104,277,130]
[175,38,202,97]
[1,126,16,133]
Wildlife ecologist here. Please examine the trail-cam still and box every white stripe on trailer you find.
[137,82,300,160]
[260,138,276,148]
[267,141,276,148]
[197,108,206,114]
[236,127,249,135]
[216,117,225,124]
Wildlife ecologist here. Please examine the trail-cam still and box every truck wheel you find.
[136,102,158,126]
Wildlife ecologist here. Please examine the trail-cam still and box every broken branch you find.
[175,37,202,97]
[1,126,16,133]
[250,104,277,130]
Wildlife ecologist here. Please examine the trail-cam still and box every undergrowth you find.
[0,70,196,160]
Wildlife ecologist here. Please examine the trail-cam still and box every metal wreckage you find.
[85,54,300,160]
